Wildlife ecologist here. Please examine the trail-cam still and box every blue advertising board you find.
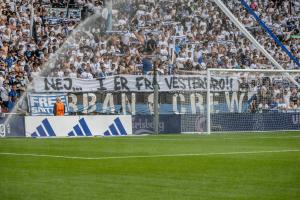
[0,115,25,137]
[211,112,300,132]
[134,113,300,134]
[132,115,181,134]
[1,113,299,138]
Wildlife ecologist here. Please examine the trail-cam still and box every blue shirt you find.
[5,57,14,68]
[8,89,19,111]
[8,90,19,103]
[142,58,153,74]
[24,51,33,59]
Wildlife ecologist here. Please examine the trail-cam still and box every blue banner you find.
[0,115,25,137]
[132,115,181,134]
[133,113,300,134]
[211,112,300,132]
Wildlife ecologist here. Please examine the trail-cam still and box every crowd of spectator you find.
[0,0,299,113]
[237,74,300,112]
[248,85,300,112]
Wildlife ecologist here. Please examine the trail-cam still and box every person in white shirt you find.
[283,89,291,108]
[0,82,9,108]
[250,59,259,69]
[81,67,94,80]
[68,67,77,78]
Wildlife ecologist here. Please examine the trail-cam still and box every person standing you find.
[8,84,20,112]
[53,97,65,116]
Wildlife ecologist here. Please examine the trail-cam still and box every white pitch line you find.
[224,135,300,140]
[0,149,299,160]
[0,135,300,142]
[102,135,300,141]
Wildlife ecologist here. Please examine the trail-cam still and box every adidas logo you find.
[31,119,56,137]
[68,118,92,137]
[103,117,127,136]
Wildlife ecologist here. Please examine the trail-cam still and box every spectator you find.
[8,84,19,111]
[0,0,299,113]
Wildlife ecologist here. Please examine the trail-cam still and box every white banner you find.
[33,75,238,93]
[25,115,132,137]
[28,94,68,116]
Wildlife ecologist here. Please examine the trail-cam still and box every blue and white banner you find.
[28,94,69,116]
[25,115,132,137]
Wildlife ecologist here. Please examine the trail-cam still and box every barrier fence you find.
[2,113,300,137]
[0,114,25,137]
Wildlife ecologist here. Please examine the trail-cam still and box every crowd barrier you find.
[0,115,25,137]
[132,113,300,133]
[132,115,181,134]
[1,113,300,137]
[211,112,300,132]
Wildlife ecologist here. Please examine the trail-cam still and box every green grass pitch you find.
[0,132,300,200]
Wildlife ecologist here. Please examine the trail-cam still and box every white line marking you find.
[103,135,300,141]
[0,150,299,160]
[224,136,300,140]
[0,135,300,141]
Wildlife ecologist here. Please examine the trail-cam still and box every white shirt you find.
[68,72,77,78]
[81,72,93,79]
[0,87,9,101]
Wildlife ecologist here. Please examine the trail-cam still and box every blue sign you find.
[134,113,300,134]
[0,115,25,137]
[211,112,300,132]
[133,115,181,134]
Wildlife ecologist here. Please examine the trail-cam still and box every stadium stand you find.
[0,0,299,113]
